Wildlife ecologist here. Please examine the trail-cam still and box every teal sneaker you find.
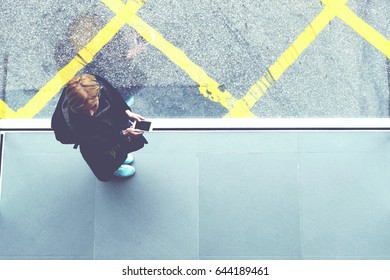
[126,96,135,107]
[123,154,134,165]
[113,165,135,178]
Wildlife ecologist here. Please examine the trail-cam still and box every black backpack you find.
[51,88,79,148]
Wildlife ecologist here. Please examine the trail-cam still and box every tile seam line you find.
[297,148,304,258]
[0,133,5,203]
[93,178,98,260]
[197,151,200,259]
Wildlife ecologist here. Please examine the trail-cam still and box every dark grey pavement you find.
[1,131,390,260]
[0,0,389,119]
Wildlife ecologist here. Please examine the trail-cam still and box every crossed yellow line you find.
[0,0,144,119]
[0,0,389,119]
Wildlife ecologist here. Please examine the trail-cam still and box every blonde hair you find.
[66,74,100,113]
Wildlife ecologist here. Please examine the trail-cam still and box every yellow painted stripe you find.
[269,7,336,81]
[129,15,256,116]
[13,0,144,118]
[227,7,337,116]
[323,0,389,58]
[321,0,348,12]
[104,0,255,117]
[7,0,387,120]
[0,100,17,118]
[232,0,389,116]
[337,7,390,59]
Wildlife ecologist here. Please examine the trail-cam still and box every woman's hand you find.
[126,110,145,122]
[122,126,144,137]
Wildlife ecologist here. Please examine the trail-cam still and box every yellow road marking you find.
[321,0,348,12]
[129,15,255,117]
[228,0,389,116]
[1,0,389,119]
[227,7,337,116]
[7,0,144,119]
[0,100,17,118]
[104,0,255,117]
[338,7,390,59]
[322,0,389,58]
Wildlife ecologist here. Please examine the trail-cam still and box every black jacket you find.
[57,75,147,181]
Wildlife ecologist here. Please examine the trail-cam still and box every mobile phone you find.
[134,120,152,131]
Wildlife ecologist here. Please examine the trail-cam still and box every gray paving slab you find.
[198,152,301,259]
[299,152,390,259]
[94,152,199,260]
[298,131,390,259]
[0,134,96,259]
[1,131,390,260]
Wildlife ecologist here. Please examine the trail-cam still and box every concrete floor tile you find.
[0,150,95,259]
[94,153,199,259]
[300,152,390,258]
[199,152,301,258]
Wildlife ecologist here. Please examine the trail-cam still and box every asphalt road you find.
[0,0,389,119]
